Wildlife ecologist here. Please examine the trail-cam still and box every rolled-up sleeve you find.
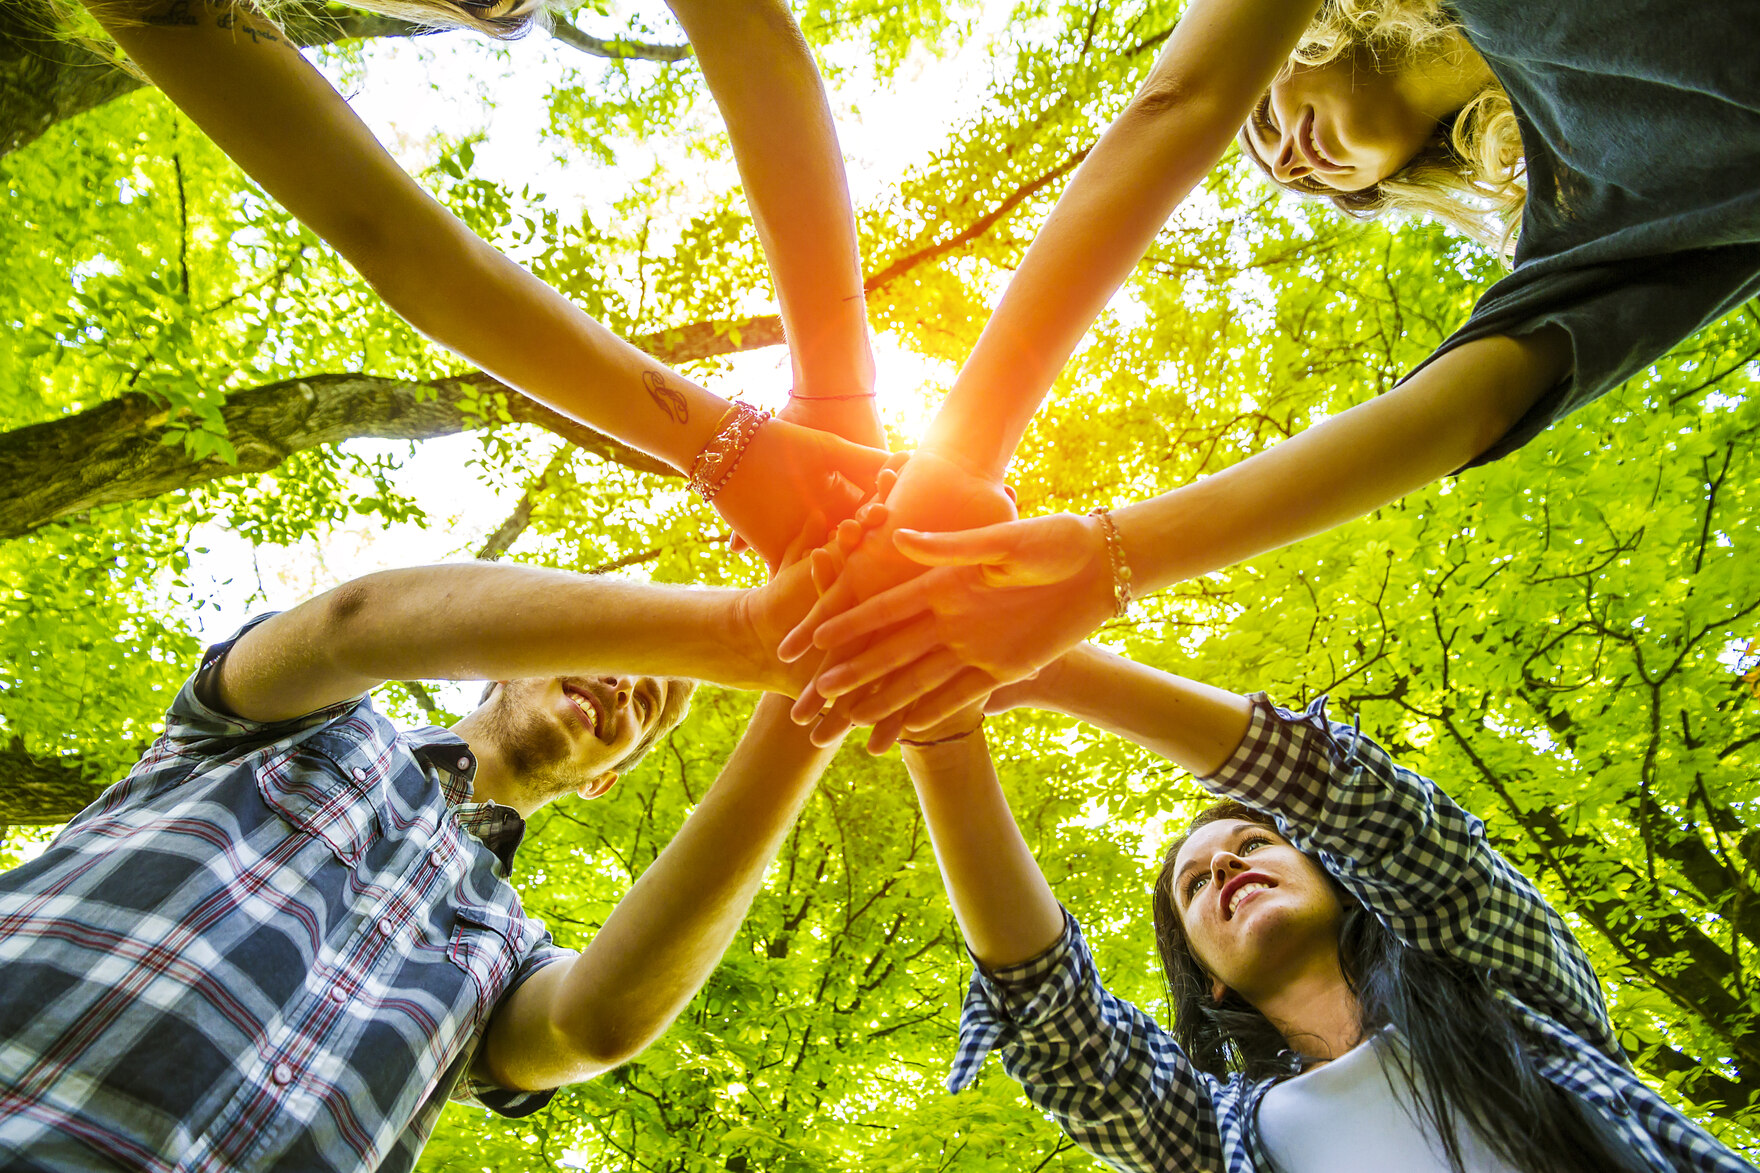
[163,612,366,750]
[451,940,574,1117]
[1201,694,1619,1058]
[952,911,1223,1173]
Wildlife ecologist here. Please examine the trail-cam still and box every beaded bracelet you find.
[688,401,772,503]
[898,717,985,748]
[1090,508,1134,619]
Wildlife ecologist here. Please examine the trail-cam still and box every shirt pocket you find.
[448,902,538,1019]
[254,743,382,867]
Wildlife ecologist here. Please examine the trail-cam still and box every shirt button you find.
[428,846,445,867]
[329,985,348,1004]
[377,916,395,937]
[273,1062,294,1086]
[456,756,471,772]
[351,767,367,781]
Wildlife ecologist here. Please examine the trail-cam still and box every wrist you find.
[688,401,772,503]
[912,439,1007,486]
[726,589,779,693]
[1088,509,1135,619]
[900,719,988,767]
[1067,512,1122,630]
[899,712,985,748]
[1025,648,1085,712]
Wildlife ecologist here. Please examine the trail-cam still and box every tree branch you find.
[1633,1037,1760,1113]
[475,446,575,561]
[0,315,784,542]
[862,148,1090,293]
[0,745,106,826]
[546,17,689,63]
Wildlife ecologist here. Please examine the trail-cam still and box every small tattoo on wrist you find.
[644,370,689,425]
[147,0,198,26]
[147,1,281,43]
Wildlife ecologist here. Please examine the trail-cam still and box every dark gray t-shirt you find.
[1414,0,1760,464]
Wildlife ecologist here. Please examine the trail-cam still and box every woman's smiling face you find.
[1242,49,1442,194]
[1171,819,1345,999]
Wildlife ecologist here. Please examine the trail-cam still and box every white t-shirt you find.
[1257,1031,1523,1173]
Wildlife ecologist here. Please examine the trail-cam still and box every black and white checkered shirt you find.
[951,695,1756,1173]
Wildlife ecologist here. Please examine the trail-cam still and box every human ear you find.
[576,771,619,800]
[1211,977,1229,1004]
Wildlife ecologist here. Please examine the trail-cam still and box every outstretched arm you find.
[794,327,1573,732]
[986,643,1253,777]
[667,0,882,447]
[87,0,889,563]
[211,509,861,721]
[92,0,724,469]
[902,727,1065,968]
[918,0,1324,477]
[481,694,841,1086]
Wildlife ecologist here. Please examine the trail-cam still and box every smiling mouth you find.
[561,684,606,742]
[1297,109,1342,172]
[1222,877,1277,920]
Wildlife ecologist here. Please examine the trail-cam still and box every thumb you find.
[819,471,868,525]
[834,438,893,494]
[892,521,1020,569]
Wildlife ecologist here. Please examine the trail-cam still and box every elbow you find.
[321,577,378,638]
[553,1002,651,1075]
[323,202,470,325]
[316,576,389,675]
[1124,74,1198,122]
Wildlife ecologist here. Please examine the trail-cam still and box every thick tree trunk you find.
[0,2,141,158]
[0,1,431,159]
[0,314,783,540]
[0,746,107,826]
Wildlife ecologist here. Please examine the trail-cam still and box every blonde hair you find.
[268,0,549,40]
[1245,0,1527,256]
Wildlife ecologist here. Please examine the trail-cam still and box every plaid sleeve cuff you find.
[1199,692,1350,831]
[164,612,366,747]
[451,946,573,1116]
[949,909,1085,1092]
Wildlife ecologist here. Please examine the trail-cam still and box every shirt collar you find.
[405,726,527,875]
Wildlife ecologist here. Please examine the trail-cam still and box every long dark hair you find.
[1151,801,1644,1173]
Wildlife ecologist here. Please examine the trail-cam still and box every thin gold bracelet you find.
[1090,508,1134,619]
[898,717,985,748]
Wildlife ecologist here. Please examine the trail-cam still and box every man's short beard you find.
[478,683,605,807]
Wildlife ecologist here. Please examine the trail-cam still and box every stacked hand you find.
[738,467,900,697]
[712,414,892,572]
[783,495,1119,745]
[721,407,1119,750]
[776,450,1021,750]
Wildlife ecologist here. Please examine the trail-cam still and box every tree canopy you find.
[2,1,1757,1169]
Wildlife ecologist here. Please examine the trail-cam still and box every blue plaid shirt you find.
[0,616,570,1172]
[952,695,1756,1173]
